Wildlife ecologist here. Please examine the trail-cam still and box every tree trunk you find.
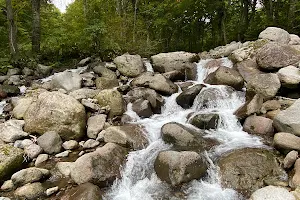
[32,0,41,54]
[133,0,138,43]
[5,0,19,59]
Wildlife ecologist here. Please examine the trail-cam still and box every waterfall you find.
[104,58,265,200]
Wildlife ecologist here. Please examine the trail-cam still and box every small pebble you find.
[1,180,14,191]
[78,151,85,156]
[55,150,70,158]
[83,139,99,149]
[62,140,79,150]
[45,186,59,196]
[35,154,49,166]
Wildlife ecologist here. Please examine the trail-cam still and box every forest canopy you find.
[1,0,300,67]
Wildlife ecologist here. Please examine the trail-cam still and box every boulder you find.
[0,85,20,96]
[14,182,44,200]
[289,34,300,45]
[218,148,286,198]
[87,114,107,139]
[256,42,300,70]
[273,132,300,152]
[37,131,62,154]
[1,180,14,191]
[60,182,102,200]
[236,58,261,82]
[154,151,207,186]
[83,139,100,149]
[113,54,145,77]
[258,27,291,44]
[246,73,280,99]
[95,89,125,118]
[56,162,74,177]
[51,71,82,92]
[62,140,79,150]
[235,94,264,119]
[78,57,92,66]
[95,77,119,90]
[93,64,117,79]
[0,144,24,182]
[24,92,86,140]
[277,66,300,88]
[104,124,148,150]
[176,84,205,109]
[7,68,21,76]
[273,99,300,136]
[11,167,49,186]
[162,70,185,81]
[12,97,34,120]
[131,72,178,96]
[0,120,28,143]
[127,87,164,114]
[243,115,274,136]
[24,144,43,159]
[132,99,153,118]
[189,113,219,129]
[204,67,244,90]
[261,100,281,114]
[292,159,300,188]
[70,143,127,186]
[37,64,52,77]
[35,154,49,166]
[283,150,298,169]
[69,88,99,101]
[250,186,295,200]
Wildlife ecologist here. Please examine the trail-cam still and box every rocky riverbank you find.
[1,27,300,200]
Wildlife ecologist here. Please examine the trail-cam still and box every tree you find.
[5,0,18,59]
[32,0,41,54]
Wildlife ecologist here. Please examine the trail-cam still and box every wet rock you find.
[51,71,82,92]
[11,167,49,186]
[127,87,164,114]
[219,148,286,198]
[235,94,264,119]
[114,54,145,77]
[0,120,28,143]
[45,186,59,196]
[132,99,153,118]
[246,73,280,99]
[37,64,52,77]
[87,114,107,139]
[70,143,127,186]
[0,144,24,182]
[12,97,33,120]
[151,52,199,80]
[258,27,291,44]
[131,72,178,96]
[14,182,44,200]
[273,99,300,136]
[283,150,298,169]
[243,115,274,136]
[163,70,185,81]
[24,144,43,159]
[95,77,119,90]
[177,81,194,91]
[277,66,300,88]
[256,42,300,70]
[83,139,99,149]
[273,132,300,152]
[204,67,244,90]
[24,91,86,140]
[176,84,205,109]
[1,180,14,191]
[37,131,62,154]
[292,159,300,188]
[34,154,49,166]
[104,124,148,150]
[60,182,102,200]
[250,185,295,200]
[189,113,219,129]
[62,140,79,150]
[69,88,99,101]
[56,162,74,177]
[154,150,207,186]
[95,89,125,118]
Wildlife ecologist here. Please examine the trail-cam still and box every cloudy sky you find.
[52,0,74,13]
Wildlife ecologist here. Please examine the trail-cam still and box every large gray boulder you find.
[11,167,49,186]
[273,132,300,152]
[273,99,300,136]
[154,150,207,186]
[24,92,86,140]
[95,77,119,90]
[132,99,153,118]
[176,84,205,109]
[289,34,300,45]
[60,182,102,200]
[246,73,280,99]
[104,124,148,150]
[70,143,127,186]
[14,182,45,200]
[218,148,286,198]
[114,54,145,77]
[95,89,125,118]
[51,71,82,92]
[250,186,295,200]
[131,72,178,96]
[69,88,99,101]
[277,66,300,88]
[243,115,274,136]
[258,27,291,44]
[12,97,34,120]
[189,113,220,130]
[87,114,107,139]
[0,144,24,182]
[234,94,264,119]
[256,42,300,70]
[204,66,244,90]
[235,58,261,82]
[0,120,28,143]
[37,131,62,154]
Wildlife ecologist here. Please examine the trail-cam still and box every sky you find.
[52,0,74,13]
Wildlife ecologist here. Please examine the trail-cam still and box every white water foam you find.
[105,58,265,200]
[40,66,88,83]
[144,60,154,72]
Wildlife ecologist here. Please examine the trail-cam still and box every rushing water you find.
[104,58,265,200]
